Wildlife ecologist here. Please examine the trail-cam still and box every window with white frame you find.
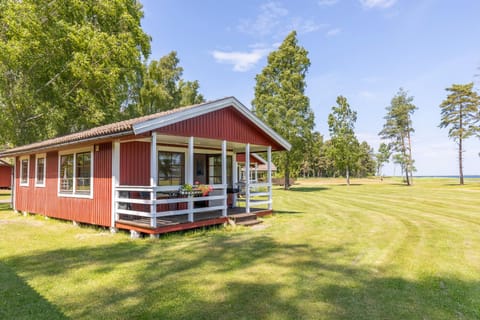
[20,156,29,186]
[158,151,185,186]
[59,149,92,196]
[35,154,46,187]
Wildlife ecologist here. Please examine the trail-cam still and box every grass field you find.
[0,189,11,201]
[1,178,479,319]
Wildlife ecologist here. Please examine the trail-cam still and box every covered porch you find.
[112,133,274,235]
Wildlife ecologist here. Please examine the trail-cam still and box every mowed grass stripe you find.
[1,179,480,319]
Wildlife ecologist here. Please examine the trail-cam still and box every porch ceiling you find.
[155,134,270,153]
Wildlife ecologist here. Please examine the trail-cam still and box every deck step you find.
[228,213,257,219]
[228,212,262,227]
[236,219,263,227]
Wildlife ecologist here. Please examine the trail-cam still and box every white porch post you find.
[245,143,250,213]
[111,140,120,230]
[267,146,272,210]
[187,136,194,222]
[12,158,16,211]
[254,163,258,182]
[221,140,227,217]
[232,152,238,208]
[150,133,157,228]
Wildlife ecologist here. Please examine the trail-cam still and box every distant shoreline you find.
[413,175,480,179]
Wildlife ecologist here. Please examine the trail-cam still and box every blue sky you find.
[140,0,480,176]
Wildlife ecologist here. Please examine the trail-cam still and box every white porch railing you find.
[114,184,228,228]
[235,181,272,212]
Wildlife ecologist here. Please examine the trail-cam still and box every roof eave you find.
[0,131,132,158]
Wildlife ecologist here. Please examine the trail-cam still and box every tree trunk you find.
[405,167,410,186]
[459,108,464,185]
[407,130,414,185]
[401,135,411,186]
[346,166,350,186]
[459,137,464,185]
[284,153,290,190]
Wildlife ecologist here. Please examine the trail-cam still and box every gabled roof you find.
[0,97,291,157]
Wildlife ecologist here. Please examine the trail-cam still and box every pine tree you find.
[379,88,417,185]
[252,31,314,189]
[439,83,480,185]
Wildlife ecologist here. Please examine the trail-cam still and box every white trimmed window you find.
[158,151,185,186]
[20,156,29,186]
[35,154,46,187]
[58,148,93,197]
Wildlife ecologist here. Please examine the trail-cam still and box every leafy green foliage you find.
[355,141,376,177]
[252,31,314,188]
[327,96,359,184]
[0,0,150,146]
[376,142,391,176]
[300,131,323,178]
[439,82,480,184]
[379,88,417,185]
[126,51,204,117]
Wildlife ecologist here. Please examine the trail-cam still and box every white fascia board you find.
[132,97,292,151]
[232,98,292,151]
[252,153,267,164]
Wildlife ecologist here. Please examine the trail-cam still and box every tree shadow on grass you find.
[289,186,330,192]
[0,262,67,319]
[273,210,303,215]
[3,234,480,319]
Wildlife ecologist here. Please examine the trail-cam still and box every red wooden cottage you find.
[0,159,13,189]
[0,97,290,237]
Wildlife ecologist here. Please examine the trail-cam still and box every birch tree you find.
[327,96,359,185]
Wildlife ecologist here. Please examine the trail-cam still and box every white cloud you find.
[237,1,288,37]
[211,49,269,72]
[318,0,339,5]
[360,0,397,9]
[289,18,323,34]
[238,1,321,37]
[326,28,341,37]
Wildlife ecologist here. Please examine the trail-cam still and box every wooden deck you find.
[115,207,272,235]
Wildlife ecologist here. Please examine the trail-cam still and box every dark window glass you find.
[60,154,74,192]
[158,152,185,186]
[36,157,45,185]
[20,159,29,184]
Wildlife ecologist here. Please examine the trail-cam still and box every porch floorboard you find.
[115,207,272,235]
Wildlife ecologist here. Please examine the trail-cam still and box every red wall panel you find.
[14,143,112,227]
[0,165,12,188]
[119,141,150,186]
[155,107,284,150]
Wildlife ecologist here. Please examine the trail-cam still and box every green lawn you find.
[0,189,11,201]
[1,178,479,319]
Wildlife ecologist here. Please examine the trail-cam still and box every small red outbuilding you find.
[0,159,12,189]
